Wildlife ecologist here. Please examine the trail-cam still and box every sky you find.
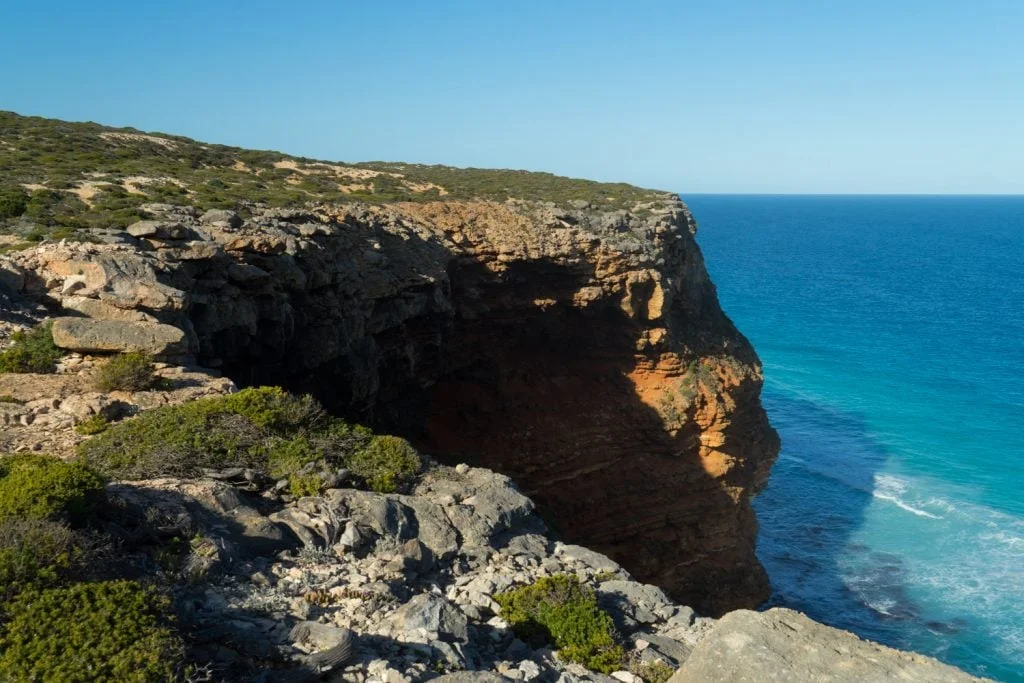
[2,1,1023,194]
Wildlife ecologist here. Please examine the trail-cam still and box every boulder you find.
[386,593,468,644]
[127,220,191,240]
[108,478,297,560]
[50,317,188,355]
[200,209,243,228]
[61,295,156,322]
[597,580,676,628]
[668,608,989,683]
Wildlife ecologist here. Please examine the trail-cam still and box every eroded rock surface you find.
[668,608,988,683]
[1,196,778,613]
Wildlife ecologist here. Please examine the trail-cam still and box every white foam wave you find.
[872,474,943,519]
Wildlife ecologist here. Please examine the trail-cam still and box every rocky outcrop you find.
[100,463,981,682]
[0,196,778,614]
[0,360,235,456]
[668,608,986,683]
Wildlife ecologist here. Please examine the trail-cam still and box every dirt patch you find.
[100,132,179,150]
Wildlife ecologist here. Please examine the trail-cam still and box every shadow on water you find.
[754,385,946,650]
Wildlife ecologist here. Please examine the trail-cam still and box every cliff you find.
[2,193,777,614]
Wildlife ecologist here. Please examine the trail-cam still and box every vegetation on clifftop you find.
[0,322,63,374]
[77,385,420,495]
[0,111,666,241]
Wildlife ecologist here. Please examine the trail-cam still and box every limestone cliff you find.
[2,194,778,614]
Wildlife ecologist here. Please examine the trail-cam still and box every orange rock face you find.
[405,198,780,615]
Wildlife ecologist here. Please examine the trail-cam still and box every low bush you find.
[0,187,28,219]
[495,574,624,673]
[0,580,184,682]
[92,352,158,392]
[348,435,421,493]
[0,453,105,524]
[0,518,80,598]
[77,386,374,489]
[74,414,109,435]
[0,323,63,374]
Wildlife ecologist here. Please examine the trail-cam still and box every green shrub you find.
[92,352,158,392]
[75,414,109,435]
[78,386,373,486]
[0,395,25,404]
[0,187,28,219]
[0,453,105,524]
[633,659,675,683]
[495,574,624,673]
[348,435,421,493]
[0,518,79,598]
[0,323,63,374]
[0,580,184,682]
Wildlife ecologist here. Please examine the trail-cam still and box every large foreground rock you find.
[669,608,988,683]
[50,317,189,354]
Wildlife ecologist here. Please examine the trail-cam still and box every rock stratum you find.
[3,195,777,616]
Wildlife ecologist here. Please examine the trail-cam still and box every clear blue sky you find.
[2,1,1022,193]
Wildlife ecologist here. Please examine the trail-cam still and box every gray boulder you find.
[127,220,192,240]
[109,478,297,560]
[50,317,188,355]
[386,593,468,644]
[669,608,989,682]
[597,580,676,628]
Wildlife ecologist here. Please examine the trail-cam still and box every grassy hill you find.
[0,112,666,241]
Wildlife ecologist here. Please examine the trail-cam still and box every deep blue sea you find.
[686,195,1024,682]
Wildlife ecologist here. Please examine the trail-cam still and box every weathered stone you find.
[200,208,243,228]
[557,544,621,573]
[127,220,191,240]
[61,295,156,322]
[50,317,188,354]
[109,478,298,560]
[386,594,468,644]
[598,580,676,628]
[669,608,989,683]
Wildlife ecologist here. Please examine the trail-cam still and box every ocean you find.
[686,195,1024,682]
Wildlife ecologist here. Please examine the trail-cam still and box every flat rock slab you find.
[669,608,989,683]
[51,317,188,355]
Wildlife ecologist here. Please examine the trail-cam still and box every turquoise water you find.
[686,195,1024,682]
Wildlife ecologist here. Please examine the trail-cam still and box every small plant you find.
[0,395,24,404]
[0,323,63,374]
[92,352,158,392]
[75,414,109,435]
[495,574,624,673]
[0,580,184,682]
[347,435,421,493]
[0,518,79,598]
[632,658,675,683]
[594,570,620,583]
[0,453,106,524]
